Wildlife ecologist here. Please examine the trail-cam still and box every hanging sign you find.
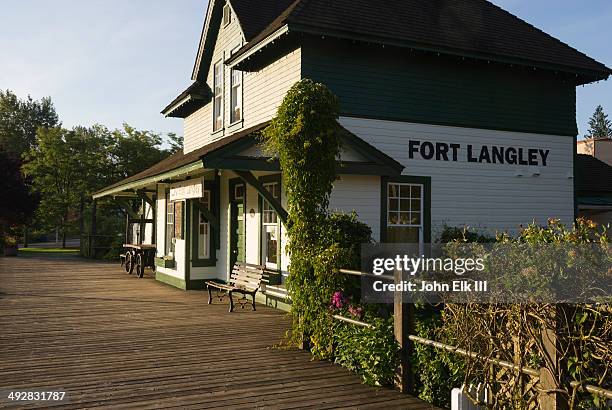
[170,178,203,201]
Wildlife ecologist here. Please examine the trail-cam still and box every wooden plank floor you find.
[0,255,439,409]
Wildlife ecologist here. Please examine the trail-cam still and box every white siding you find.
[340,117,575,239]
[329,175,381,241]
[183,6,301,154]
[242,48,301,129]
[184,3,245,153]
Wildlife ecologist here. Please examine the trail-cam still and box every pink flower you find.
[348,305,364,319]
[331,291,347,309]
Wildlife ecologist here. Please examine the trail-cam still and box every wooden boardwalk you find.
[0,255,439,409]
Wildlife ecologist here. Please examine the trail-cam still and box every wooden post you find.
[139,198,145,245]
[538,307,569,410]
[394,269,415,393]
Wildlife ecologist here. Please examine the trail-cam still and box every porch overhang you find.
[200,122,405,176]
[93,161,204,200]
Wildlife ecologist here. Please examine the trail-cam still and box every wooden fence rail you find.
[335,268,612,406]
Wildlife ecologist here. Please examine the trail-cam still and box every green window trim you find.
[164,188,186,262]
[191,180,220,267]
[229,177,247,268]
[380,175,431,244]
[258,174,282,280]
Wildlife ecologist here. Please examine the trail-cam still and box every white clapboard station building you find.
[93,0,610,297]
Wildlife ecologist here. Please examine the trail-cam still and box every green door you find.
[230,186,245,268]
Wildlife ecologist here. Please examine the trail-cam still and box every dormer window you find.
[213,61,223,131]
[223,4,232,27]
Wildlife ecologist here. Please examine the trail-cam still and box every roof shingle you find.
[229,0,610,78]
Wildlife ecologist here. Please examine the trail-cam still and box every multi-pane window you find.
[230,67,242,123]
[213,61,223,131]
[387,183,423,244]
[198,191,211,259]
[262,182,279,268]
[165,199,184,257]
[166,201,175,255]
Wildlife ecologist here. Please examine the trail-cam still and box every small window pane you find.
[400,199,411,212]
[399,212,410,225]
[389,184,398,198]
[411,199,421,211]
[411,212,421,225]
[389,198,399,212]
[411,185,421,198]
[389,212,398,225]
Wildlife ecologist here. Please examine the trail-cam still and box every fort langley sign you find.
[408,140,550,166]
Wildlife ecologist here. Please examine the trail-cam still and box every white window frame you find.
[387,183,424,246]
[166,200,175,256]
[198,190,212,260]
[261,182,280,269]
[230,46,243,124]
[222,3,232,27]
[213,60,223,132]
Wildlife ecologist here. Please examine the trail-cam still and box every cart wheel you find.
[136,253,144,278]
[126,252,135,275]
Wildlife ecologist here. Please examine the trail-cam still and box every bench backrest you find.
[229,262,266,292]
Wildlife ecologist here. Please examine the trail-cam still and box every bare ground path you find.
[0,255,439,409]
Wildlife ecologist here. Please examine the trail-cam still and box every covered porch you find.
[92,122,403,301]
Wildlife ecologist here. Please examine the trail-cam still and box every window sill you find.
[211,128,224,138]
[228,119,244,132]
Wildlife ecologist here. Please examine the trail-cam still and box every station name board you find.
[408,140,550,166]
[170,178,203,201]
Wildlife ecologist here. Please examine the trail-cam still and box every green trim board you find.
[302,38,579,137]
[380,175,432,244]
[234,170,289,224]
[155,270,206,291]
[202,126,404,176]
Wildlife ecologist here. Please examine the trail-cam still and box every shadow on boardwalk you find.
[0,255,439,409]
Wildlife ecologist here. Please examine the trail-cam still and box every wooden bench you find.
[205,262,266,312]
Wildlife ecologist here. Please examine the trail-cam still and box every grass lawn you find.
[19,248,79,254]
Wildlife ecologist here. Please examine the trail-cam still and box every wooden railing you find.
[335,268,612,405]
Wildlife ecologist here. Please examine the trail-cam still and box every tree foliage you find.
[586,105,612,139]
[0,90,58,159]
[262,79,349,354]
[0,149,38,240]
[22,122,176,246]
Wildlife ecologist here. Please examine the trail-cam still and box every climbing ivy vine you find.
[262,79,354,356]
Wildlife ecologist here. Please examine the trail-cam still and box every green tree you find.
[22,127,109,247]
[109,124,169,180]
[586,105,612,138]
[0,90,59,158]
[0,148,39,244]
[167,132,183,154]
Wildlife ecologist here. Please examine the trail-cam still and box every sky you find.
[0,0,610,140]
